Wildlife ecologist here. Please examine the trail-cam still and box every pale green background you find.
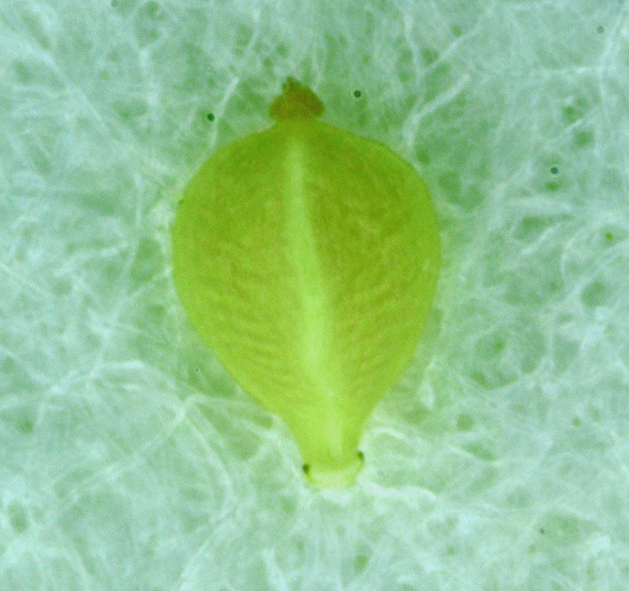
[1,0,628,589]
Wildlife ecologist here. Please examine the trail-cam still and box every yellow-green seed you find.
[172,78,440,487]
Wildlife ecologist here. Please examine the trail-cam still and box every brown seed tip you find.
[269,77,325,122]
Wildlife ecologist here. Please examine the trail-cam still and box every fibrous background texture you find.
[1,1,628,590]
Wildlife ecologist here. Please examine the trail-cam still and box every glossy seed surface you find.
[172,79,440,487]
